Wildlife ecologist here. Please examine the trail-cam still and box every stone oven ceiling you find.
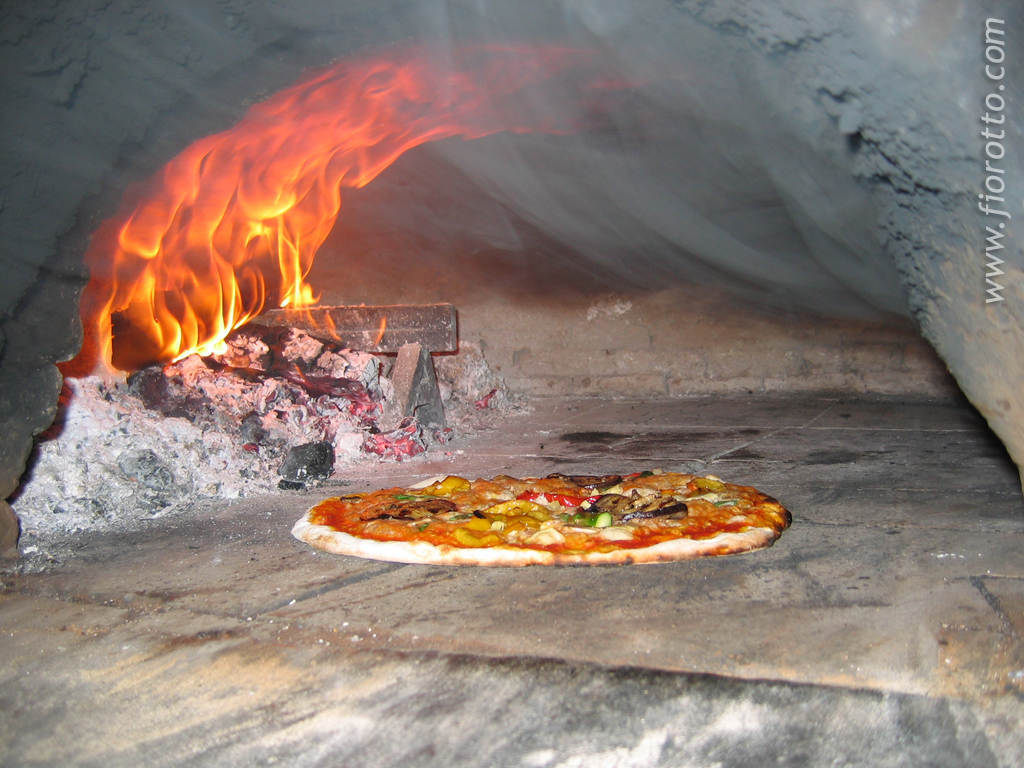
[0,0,1022,504]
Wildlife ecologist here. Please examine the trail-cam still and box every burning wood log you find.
[252,304,454,431]
[250,304,457,353]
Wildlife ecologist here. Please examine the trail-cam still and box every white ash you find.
[13,375,268,539]
[279,331,325,367]
[157,353,373,453]
[434,341,521,436]
[209,330,272,371]
[11,329,514,559]
[435,341,510,408]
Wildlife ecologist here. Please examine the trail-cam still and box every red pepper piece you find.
[516,490,600,507]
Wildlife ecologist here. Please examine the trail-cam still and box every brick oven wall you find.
[458,289,958,399]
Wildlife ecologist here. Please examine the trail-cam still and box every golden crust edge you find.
[291,513,784,567]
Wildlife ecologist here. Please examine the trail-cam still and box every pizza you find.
[291,470,790,566]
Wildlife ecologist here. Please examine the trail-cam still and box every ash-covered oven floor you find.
[2,395,1023,766]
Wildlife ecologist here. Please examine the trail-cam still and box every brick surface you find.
[456,288,959,399]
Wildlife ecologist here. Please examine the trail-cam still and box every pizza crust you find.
[291,515,782,567]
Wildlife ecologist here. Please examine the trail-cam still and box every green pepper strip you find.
[570,512,614,528]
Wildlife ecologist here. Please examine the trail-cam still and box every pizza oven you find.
[1,1,1023,764]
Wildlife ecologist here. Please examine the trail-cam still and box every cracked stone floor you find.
[2,394,1024,767]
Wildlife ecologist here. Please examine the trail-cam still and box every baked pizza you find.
[291,470,790,566]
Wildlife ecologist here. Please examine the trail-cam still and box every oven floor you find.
[2,395,1023,766]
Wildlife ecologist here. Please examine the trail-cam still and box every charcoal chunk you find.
[53,497,108,519]
[126,366,171,410]
[279,441,335,484]
[118,450,175,493]
[126,365,214,422]
[239,412,266,444]
[117,449,178,511]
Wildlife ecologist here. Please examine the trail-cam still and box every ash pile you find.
[12,325,511,556]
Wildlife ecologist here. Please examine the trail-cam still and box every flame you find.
[71,45,605,373]
[374,316,388,347]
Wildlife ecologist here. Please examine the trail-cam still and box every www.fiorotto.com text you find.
[980,17,1010,304]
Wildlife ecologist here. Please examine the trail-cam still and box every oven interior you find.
[1,1,1022,764]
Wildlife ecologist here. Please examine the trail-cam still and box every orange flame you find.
[374,316,388,347]
[71,45,605,373]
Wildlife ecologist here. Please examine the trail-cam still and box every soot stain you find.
[630,431,720,445]
[804,450,862,465]
[722,447,765,460]
[149,628,249,658]
[558,431,625,444]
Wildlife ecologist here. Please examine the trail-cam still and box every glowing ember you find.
[72,45,605,373]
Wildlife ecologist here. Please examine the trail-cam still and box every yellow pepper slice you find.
[463,516,493,532]
[693,477,726,493]
[453,528,503,547]
[425,476,472,495]
[485,500,551,521]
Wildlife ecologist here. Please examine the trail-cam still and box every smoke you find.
[316,0,914,319]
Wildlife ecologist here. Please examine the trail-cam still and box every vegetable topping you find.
[307,469,787,554]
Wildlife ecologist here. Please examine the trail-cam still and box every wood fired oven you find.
[0,2,1022,765]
